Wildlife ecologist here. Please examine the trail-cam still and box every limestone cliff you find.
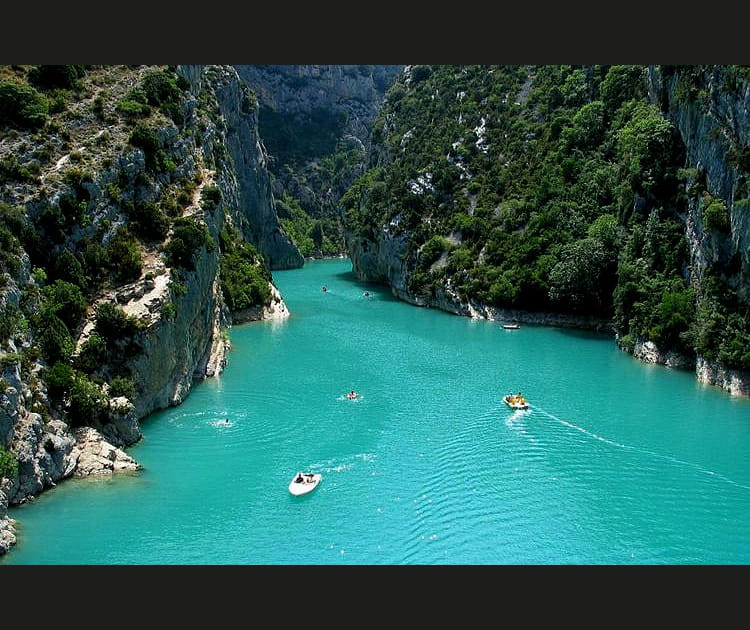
[646,66,750,393]
[0,65,292,555]
[207,67,303,270]
[234,65,402,255]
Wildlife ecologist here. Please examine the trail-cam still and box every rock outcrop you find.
[696,357,750,396]
[0,479,16,555]
[231,283,290,325]
[631,338,694,369]
[71,427,141,477]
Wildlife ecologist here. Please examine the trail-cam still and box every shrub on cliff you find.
[27,65,86,91]
[0,445,18,480]
[703,200,730,233]
[94,302,144,341]
[129,122,163,171]
[125,200,170,242]
[41,280,87,333]
[219,226,272,310]
[201,185,222,211]
[141,70,182,107]
[0,304,25,343]
[0,79,48,129]
[75,333,108,374]
[45,360,75,403]
[68,373,108,426]
[37,312,74,364]
[164,217,214,270]
[51,247,88,294]
[106,228,143,283]
[109,376,136,400]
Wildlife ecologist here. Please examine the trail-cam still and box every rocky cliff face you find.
[234,65,401,141]
[0,65,292,555]
[646,66,750,394]
[647,66,750,296]
[207,67,303,269]
[234,65,403,253]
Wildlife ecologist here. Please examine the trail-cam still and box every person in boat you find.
[295,474,304,483]
[347,390,358,399]
[517,392,526,404]
[305,473,315,483]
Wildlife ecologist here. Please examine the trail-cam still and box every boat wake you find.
[210,419,234,428]
[505,408,539,444]
[532,405,750,492]
[308,452,377,474]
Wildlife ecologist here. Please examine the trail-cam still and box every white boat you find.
[502,323,521,330]
[288,472,322,496]
[503,394,529,410]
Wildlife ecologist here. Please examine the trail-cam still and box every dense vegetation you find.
[219,224,273,310]
[342,65,750,370]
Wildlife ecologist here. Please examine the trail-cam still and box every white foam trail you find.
[308,452,377,474]
[210,419,233,428]
[532,405,750,492]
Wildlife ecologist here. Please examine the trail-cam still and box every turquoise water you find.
[3,258,750,565]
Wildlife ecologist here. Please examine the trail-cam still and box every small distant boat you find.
[503,394,529,410]
[289,472,322,496]
[502,323,521,330]
[345,391,360,400]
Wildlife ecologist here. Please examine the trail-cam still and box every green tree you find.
[45,360,75,403]
[75,333,108,373]
[617,102,676,200]
[0,445,18,479]
[703,199,730,232]
[106,229,143,283]
[41,279,87,332]
[165,218,214,270]
[68,373,107,426]
[94,302,143,341]
[0,79,48,128]
[37,312,74,364]
[219,227,272,310]
[600,65,645,114]
[28,65,85,90]
[548,238,610,313]
[53,247,88,292]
